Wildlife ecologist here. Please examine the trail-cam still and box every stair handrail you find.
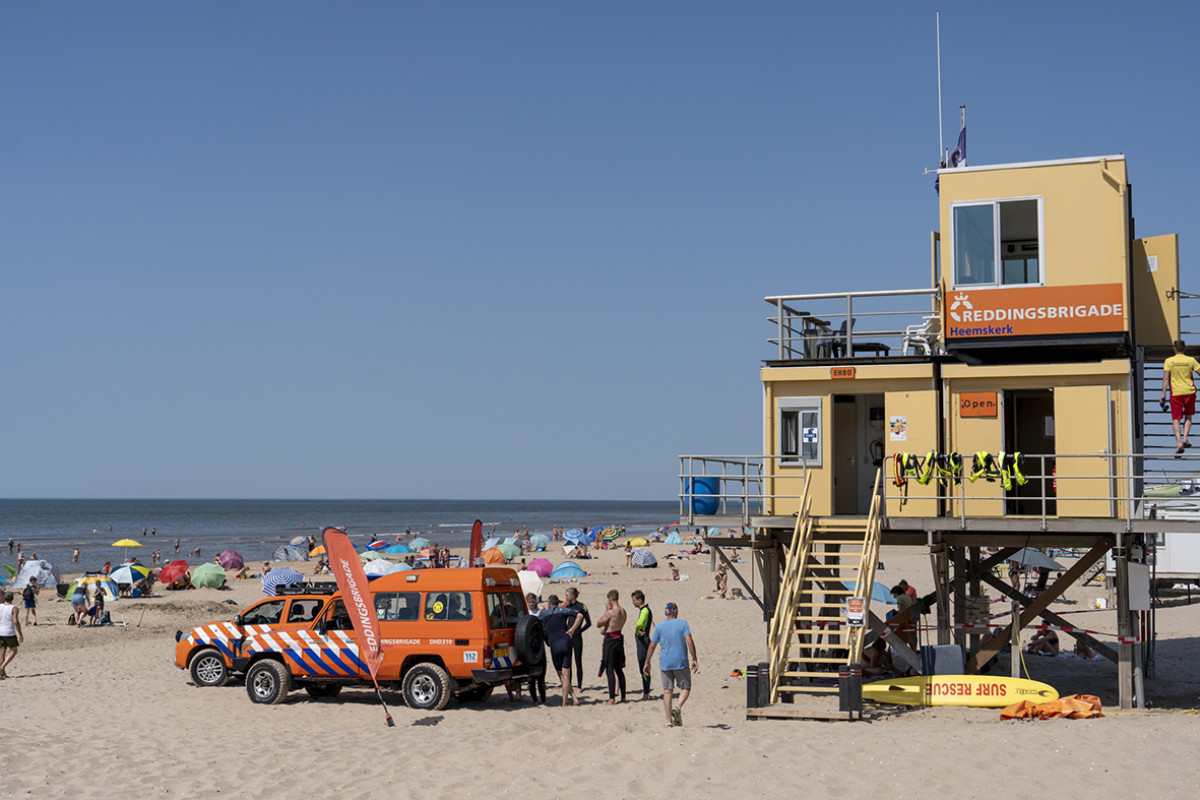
[846,469,885,664]
[768,473,813,703]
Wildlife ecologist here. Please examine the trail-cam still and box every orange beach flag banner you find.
[323,527,385,678]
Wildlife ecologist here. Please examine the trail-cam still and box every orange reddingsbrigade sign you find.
[945,284,1125,339]
[960,392,998,417]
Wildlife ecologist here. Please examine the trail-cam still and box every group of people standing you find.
[530,587,699,726]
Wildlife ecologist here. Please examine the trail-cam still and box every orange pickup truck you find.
[236,567,545,709]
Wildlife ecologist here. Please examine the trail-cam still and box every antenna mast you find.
[937,11,944,164]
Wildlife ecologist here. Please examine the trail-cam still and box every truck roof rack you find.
[275,582,339,596]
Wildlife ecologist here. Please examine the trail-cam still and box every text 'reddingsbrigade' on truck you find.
[173,585,337,687]
[236,567,545,710]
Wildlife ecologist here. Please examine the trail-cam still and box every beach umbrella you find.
[627,537,649,547]
[12,560,60,590]
[481,547,507,565]
[601,528,620,542]
[665,532,684,545]
[112,539,142,560]
[271,545,307,562]
[384,543,413,554]
[517,570,544,599]
[65,575,118,602]
[497,543,520,562]
[631,549,657,568]
[262,567,304,595]
[158,560,190,585]
[530,534,550,551]
[218,550,244,570]
[1007,548,1065,572]
[309,545,326,557]
[366,540,388,551]
[191,563,227,589]
[563,529,585,545]
[527,558,553,578]
[843,581,896,605]
[109,564,151,585]
[550,561,586,579]
[290,535,308,546]
[410,537,431,549]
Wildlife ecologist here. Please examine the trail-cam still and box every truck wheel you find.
[513,615,545,666]
[246,660,291,705]
[304,683,343,699]
[458,684,494,703]
[189,647,230,688]
[403,663,451,711]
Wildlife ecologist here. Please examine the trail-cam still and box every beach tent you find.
[64,575,118,603]
[631,549,657,568]
[483,537,500,550]
[627,537,649,547]
[262,567,304,595]
[527,558,553,578]
[11,560,60,590]
[384,543,413,554]
[481,547,507,565]
[191,563,227,589]
[363,558,396,577]
[517,570,544,600]
[550,561,586,579]
[272,545,308,562]
[529,534,550,551]
[665,532,684,545]
[385,561,413,573]
[503,536,519,547]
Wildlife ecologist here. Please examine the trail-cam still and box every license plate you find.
[494,647,509,659]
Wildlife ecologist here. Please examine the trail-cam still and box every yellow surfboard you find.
[862,675,1059,707]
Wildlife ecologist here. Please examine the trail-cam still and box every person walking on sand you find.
[595,589,628,704]
[563,586,591,690]
[631,590,654,700]
[643,602,698,727]
[1161,339,1200,455]
[538,595,583,707]
[0,590,23,679]
[21,580,38,626]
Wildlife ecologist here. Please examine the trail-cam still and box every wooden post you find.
[968,546,981,658]
[952,546,967,650]
[930,539,951,646]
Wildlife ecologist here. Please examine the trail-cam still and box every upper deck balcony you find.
[766,287,943,363]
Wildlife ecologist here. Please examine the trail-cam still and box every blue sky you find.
[3,3,1197,500]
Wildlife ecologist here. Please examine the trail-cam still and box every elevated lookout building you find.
[680,155,1192,711]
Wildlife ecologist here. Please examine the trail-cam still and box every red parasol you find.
[158,560,190,585]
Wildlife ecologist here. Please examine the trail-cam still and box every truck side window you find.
[487,594,506,630]
[287,600,319,623]
[375,592,420,622]
[244,600,285,626]
[426,591,471,621]
[326,600,354,631]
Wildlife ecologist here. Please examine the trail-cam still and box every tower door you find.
[833,394,885,515]
[1004,389,1055,516]
[1054,385,1114,518]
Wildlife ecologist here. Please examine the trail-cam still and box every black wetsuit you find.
[565,600,591,688]
[539,607,579,671]
[602,632,626,701]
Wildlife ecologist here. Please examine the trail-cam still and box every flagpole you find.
[937,11,943,165]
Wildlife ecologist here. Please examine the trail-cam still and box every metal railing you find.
[766,288,940,361]
[680,452,1200,531]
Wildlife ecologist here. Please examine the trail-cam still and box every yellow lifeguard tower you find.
[680,154,1188,712]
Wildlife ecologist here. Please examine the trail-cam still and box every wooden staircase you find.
[768,470,884,703]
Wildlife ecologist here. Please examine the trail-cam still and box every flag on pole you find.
[324,527,384,677]
[935,123,966,194]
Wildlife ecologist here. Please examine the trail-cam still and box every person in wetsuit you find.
[595,589,628,704]
[538,595,583,707]
[631,590,654,700]
[564,586,591,690]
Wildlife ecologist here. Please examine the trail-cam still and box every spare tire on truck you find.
[513,615,545,666]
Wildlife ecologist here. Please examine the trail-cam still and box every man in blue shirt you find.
[643,602,698,726]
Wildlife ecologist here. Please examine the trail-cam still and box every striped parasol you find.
[109,564,151,585]
[261,567,304,595]
[631,549,657,568]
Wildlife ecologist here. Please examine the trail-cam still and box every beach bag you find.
[99,611,112,625]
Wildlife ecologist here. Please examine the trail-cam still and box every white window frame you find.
[779,397,822,467]
[950,196,1044,289]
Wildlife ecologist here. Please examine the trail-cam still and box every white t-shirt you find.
[0,602,16,637]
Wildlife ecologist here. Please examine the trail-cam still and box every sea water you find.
[0,498,682,573]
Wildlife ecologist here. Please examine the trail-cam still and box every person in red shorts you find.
[1160,339,1200,456]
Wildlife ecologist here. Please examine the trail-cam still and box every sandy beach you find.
[4,543,1199,800]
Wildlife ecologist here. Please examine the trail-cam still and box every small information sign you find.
[845,597,865,628]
